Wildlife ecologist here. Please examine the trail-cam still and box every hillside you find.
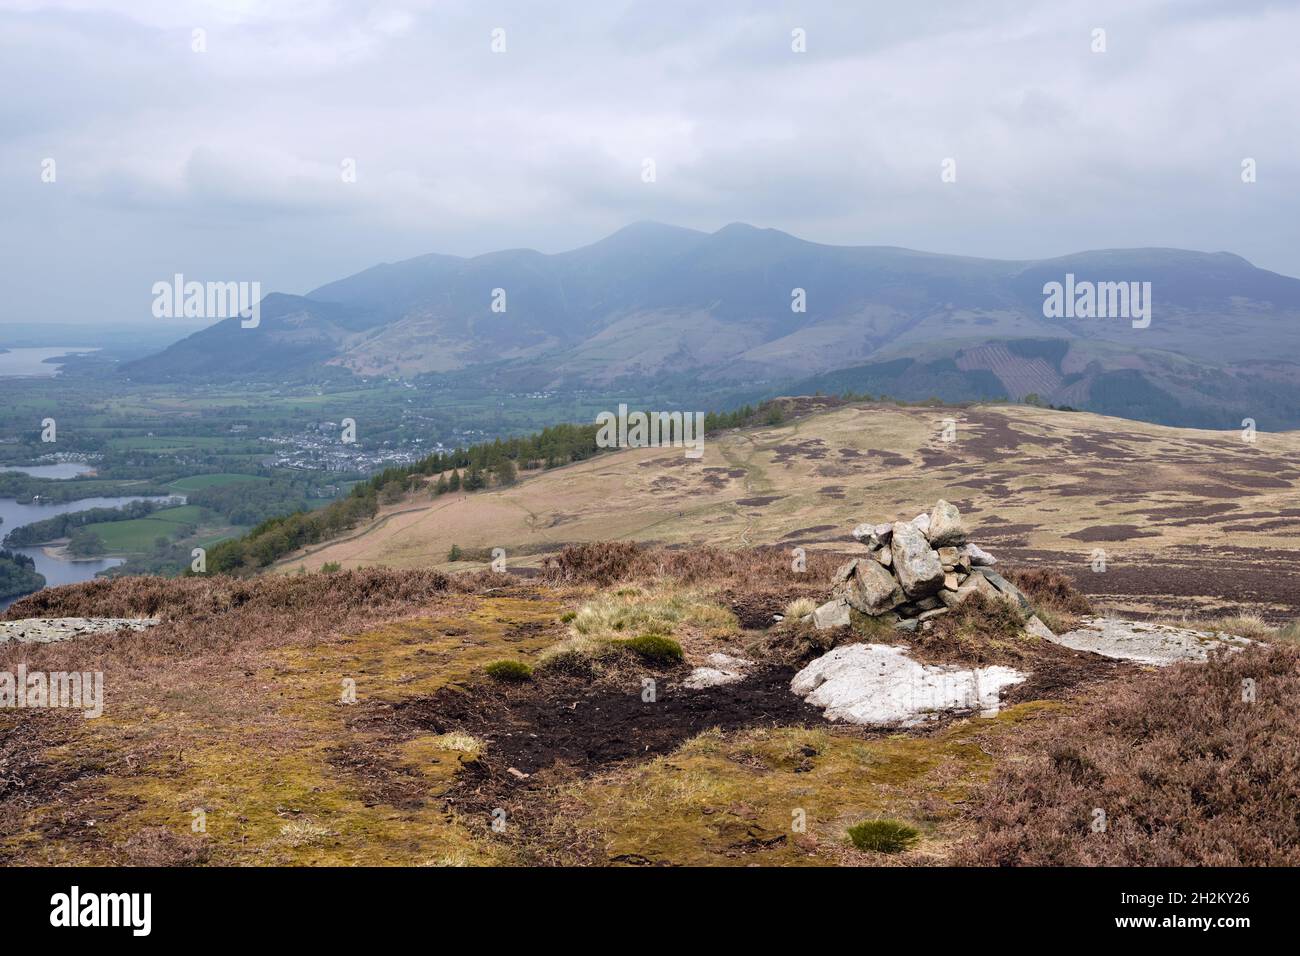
[6,524,1298,867]
[279,400,1300,622]
[121,223,1300,427]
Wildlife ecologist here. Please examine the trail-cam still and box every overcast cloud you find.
[2,0,1298,326]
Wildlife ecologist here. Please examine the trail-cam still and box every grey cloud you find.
[1,0,1297,327]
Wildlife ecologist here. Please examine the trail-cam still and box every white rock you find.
[911,513,931,536]
[811,598,851,630]
[0,617,160,645]
[1051,617,1251,665]
[962,543,997,567]
[683,667,744,689]
[1024,615,1056,641]
[790,643,1025,726]
[705,652,751,670]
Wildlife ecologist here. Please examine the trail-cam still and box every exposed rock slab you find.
[0,618,160,645]
[790,643,1025,726]
[1050,617,1250,665]
[682,652,752,689]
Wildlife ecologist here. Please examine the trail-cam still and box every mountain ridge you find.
[121,222,1300,427]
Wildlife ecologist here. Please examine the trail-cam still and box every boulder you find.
[837,559,904,614]
[1024,615,1056,641]
[851,522,893,548]
[890,521,945,598]
[811,598,851,630]
[910,512,932,537]
[962,543,997,567]
[832,558,858,586]
[927,499,967,548]
[875,546,892,567]
[943,571,960,591]
[937,546,960,569]
[975,569,1032,616]
[941,573,1000,608]
[790,643,1025,725]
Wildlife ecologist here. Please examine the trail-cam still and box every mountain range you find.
[124,222,1300,428]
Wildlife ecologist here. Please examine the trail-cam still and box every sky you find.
[2,0,1298,327]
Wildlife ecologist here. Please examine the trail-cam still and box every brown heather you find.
[956,641,1300,866]
[541,541,842,588]
[1004,567,1094,616]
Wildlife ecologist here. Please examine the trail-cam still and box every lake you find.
[0,494,177,610]
[0,343,98,374]
[2,462,96,479]
[0,346,99,377]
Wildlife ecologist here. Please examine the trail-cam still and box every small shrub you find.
[542,541,644,585]
[847,819,920,854]
[1005,567,1092,616]
[320,561,341,574]
[484,659,532,682]
[560,611,577,623]
[613,634,683,664]
[447,544,464,562]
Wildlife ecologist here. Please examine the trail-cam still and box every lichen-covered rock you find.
[1051,617,1251,665]
[974,569,1032,616]
[837,559,904,614]
[890,521,944,598]
[927,499,967,548]
[0,617,160,645]
[832,558,859,586]
[811,598,851,630]
[1024,615,1056,641]
[962,543,997,567]
[852,522,894,549]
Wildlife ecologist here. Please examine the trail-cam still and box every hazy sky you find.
[2,0,1297,327]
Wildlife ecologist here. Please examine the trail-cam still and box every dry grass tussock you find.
[956,641,1300,865]
[538,583,737,671]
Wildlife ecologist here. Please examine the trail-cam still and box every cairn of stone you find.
[811,499,1035,632]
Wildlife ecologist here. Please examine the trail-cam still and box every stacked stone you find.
[812,499,1032,631]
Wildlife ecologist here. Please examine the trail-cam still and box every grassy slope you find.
[278,401,1300,619]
